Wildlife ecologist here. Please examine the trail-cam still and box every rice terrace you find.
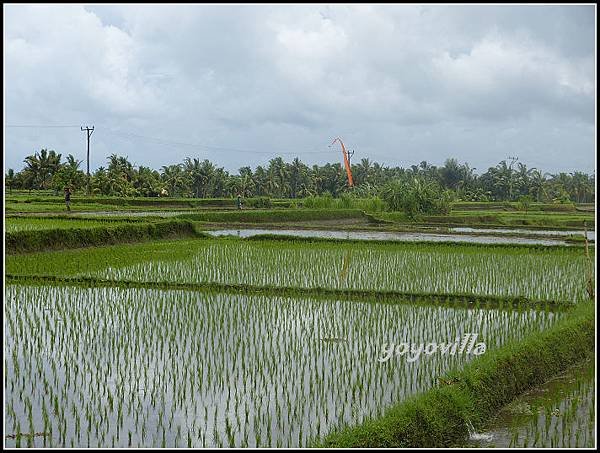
[3,3,597,450]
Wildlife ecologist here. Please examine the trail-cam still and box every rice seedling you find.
[4,218,138,233]
[7,238,586,303]
[5,284,566,447]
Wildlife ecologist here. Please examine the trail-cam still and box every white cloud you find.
[431,31,594,120]
[4,4,595,173]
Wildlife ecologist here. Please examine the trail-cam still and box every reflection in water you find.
[339,250,352,283]
[451,227,595,241]
[207,229,570,246]
[462,358,595,448]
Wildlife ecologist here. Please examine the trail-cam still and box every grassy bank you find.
[6,195,254,207]
[177,209,375,223]
[5,220,203,254]
[377,211,594,230]
[318,301,594,447]
[4,273,573,311]
[4,196,276,213]
[450,202,581,212]
[4,216,150,232]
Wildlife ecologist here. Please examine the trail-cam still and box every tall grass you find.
[302,195,385,212]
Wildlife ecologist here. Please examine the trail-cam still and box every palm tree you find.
[52,154,86,191]
[288,157,309,198]
[253,166,268,196]
[267,157,288,198]
[161,164,188,197]
[569,172,592,203]
[23,149,62,189]
[184,158,202,198]
[514,162,535,197]
[353,158,372,186]
[529,169,547,202]
[184,158,215,198]
[6,169,15,193]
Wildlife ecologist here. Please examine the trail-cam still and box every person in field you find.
[236,194,243,210]
[64,187,72,211]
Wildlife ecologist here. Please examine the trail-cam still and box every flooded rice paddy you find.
[5,284,566,447]
[85,240,589,303]
[207,228,571,246]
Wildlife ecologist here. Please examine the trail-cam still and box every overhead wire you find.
[5,122,410,167]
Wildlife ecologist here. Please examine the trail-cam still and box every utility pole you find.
[81,126,94,195]
[346,149,355,167]
[507,155,518,200]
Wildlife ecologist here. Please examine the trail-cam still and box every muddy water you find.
[207,228,570,246]
[462,358,595,448]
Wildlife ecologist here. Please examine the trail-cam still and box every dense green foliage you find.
[6,151,595,204]
[380,177,453,217]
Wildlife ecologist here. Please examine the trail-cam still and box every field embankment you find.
[318,301,595,447]
[177,208,379,224]
[5,220,203,254]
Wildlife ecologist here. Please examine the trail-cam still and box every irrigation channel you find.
[207,228,574,246]
[461,358,595,448]
[451,227,596,241]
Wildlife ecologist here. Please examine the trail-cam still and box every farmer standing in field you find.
[236,194,243,210]
[64,187,72,211]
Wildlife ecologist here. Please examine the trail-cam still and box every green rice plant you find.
[7,238,587,303]
[4,217,140,233]
[5,284,566,447]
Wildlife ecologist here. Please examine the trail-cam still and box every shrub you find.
[244,196,272,208]
[380,177,453,218]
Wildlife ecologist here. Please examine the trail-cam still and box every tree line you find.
[5,149,595,204]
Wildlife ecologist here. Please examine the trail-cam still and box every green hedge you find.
[318,302,594,447]
[178,209,369,223]
[5,220,203,254]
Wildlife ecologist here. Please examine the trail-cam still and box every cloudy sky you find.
[4,4,596,174]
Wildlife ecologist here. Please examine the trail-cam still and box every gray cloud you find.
[4,4,595,174]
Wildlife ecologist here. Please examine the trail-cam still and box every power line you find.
[6,124,81,128]
[103,129,332,155]
[5,122,408,166]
